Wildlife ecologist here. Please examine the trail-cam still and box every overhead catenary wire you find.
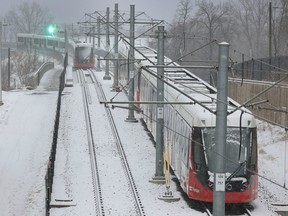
[103,67,288,193]
[96,25,288,191]
[111,104,288,192]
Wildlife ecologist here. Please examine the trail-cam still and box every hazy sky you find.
[1,0,180,24]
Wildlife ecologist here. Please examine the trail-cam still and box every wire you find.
[136,107,288,191]
[103,37,122,60]
[104,68,288,190]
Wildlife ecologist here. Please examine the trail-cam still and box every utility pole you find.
[92,24,95,60]
[0,21,3,105]
[126,5,137,122]
[269,1,272,79]
[213,42,229,216]
[113,3,119,90]
[96,16,101,71]
[103,7,111,80]
[64,29,68,56]
[8,48,10,90]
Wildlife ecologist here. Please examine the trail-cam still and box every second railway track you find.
[78,69,145,216]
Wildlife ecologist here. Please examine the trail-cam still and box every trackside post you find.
[213,42,230,216]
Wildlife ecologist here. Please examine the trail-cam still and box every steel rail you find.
[78,69,105,216]
[90,69,146,216]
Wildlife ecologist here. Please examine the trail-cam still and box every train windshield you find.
[201,127,256,175]
[75,47,92,61]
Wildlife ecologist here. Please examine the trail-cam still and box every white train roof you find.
[134,46,256,128]
[74,42,93,48]
[17,33,75,47]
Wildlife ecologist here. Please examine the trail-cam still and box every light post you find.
[0,21,4,105]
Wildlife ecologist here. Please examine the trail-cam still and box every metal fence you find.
[45,53,67,216]
[232,56,288,82]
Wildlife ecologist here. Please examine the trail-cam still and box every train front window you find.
[201,127,254,175]
[76,47,92,61]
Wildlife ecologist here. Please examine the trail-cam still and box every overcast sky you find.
[1,0,181,25]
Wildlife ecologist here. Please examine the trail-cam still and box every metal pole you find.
[8,47,10,90]
[126,5,137,122]
[155,26,166,178]
[64,29,68,54]
[96,16,101,71]
[269,1,272,80]
[92,25,95,60]
[213,42,229,216]
[113,3,119,90]
[103,7,111,80]
[0,21,3,105]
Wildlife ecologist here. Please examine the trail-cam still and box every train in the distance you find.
[17,33,73,54]
[73,42,95,69]
[119,45,258,204]
[17,33,95,69]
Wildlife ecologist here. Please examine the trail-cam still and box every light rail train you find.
[73,42,95,69]
[17,33,73,53]
[17,33,95,70]
[119,46,258,203]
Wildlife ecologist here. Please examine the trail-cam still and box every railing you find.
[45,54,67,216]
[35,62,55,86]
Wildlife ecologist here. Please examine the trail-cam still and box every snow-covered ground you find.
[0,67,61,215]
[0,63,287,215]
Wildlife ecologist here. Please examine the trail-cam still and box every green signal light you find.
[47,24,57,35]
[48,26,55,33]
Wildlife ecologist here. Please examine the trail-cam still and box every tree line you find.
[164,0,288,66]
[1,0,288,88]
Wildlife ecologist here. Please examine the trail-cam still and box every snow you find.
[0,63,287,216]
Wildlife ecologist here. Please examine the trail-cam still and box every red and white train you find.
[73,42,95,69]
[119,46,258,204]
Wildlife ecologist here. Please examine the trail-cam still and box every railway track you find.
[77,69,145,216]
[77,68,255,216]
[201,202,253,216]
[78,69,105,215]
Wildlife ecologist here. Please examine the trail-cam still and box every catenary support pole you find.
[213,42,229,216]
[269,1,272,79]
[113,3,119,90]
[0,21,3,105]
[126,5,137,122]
[103,7,111,80]
[92,24,95,60]
[155,26,166,178]
[96,16,101,71]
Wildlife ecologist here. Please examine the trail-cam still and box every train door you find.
[180,124,191,190]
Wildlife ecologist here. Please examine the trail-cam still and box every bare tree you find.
[195,0,231,60]
[272,0,288,56]
[233,0,269,58]
[9,50,42,87]
[177,0,193,54]
[5,1,51,38]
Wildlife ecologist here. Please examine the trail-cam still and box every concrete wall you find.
[228,78,288,127]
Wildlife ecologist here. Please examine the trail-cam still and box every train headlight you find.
[207,180,214,188]
[242,181,249,189]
